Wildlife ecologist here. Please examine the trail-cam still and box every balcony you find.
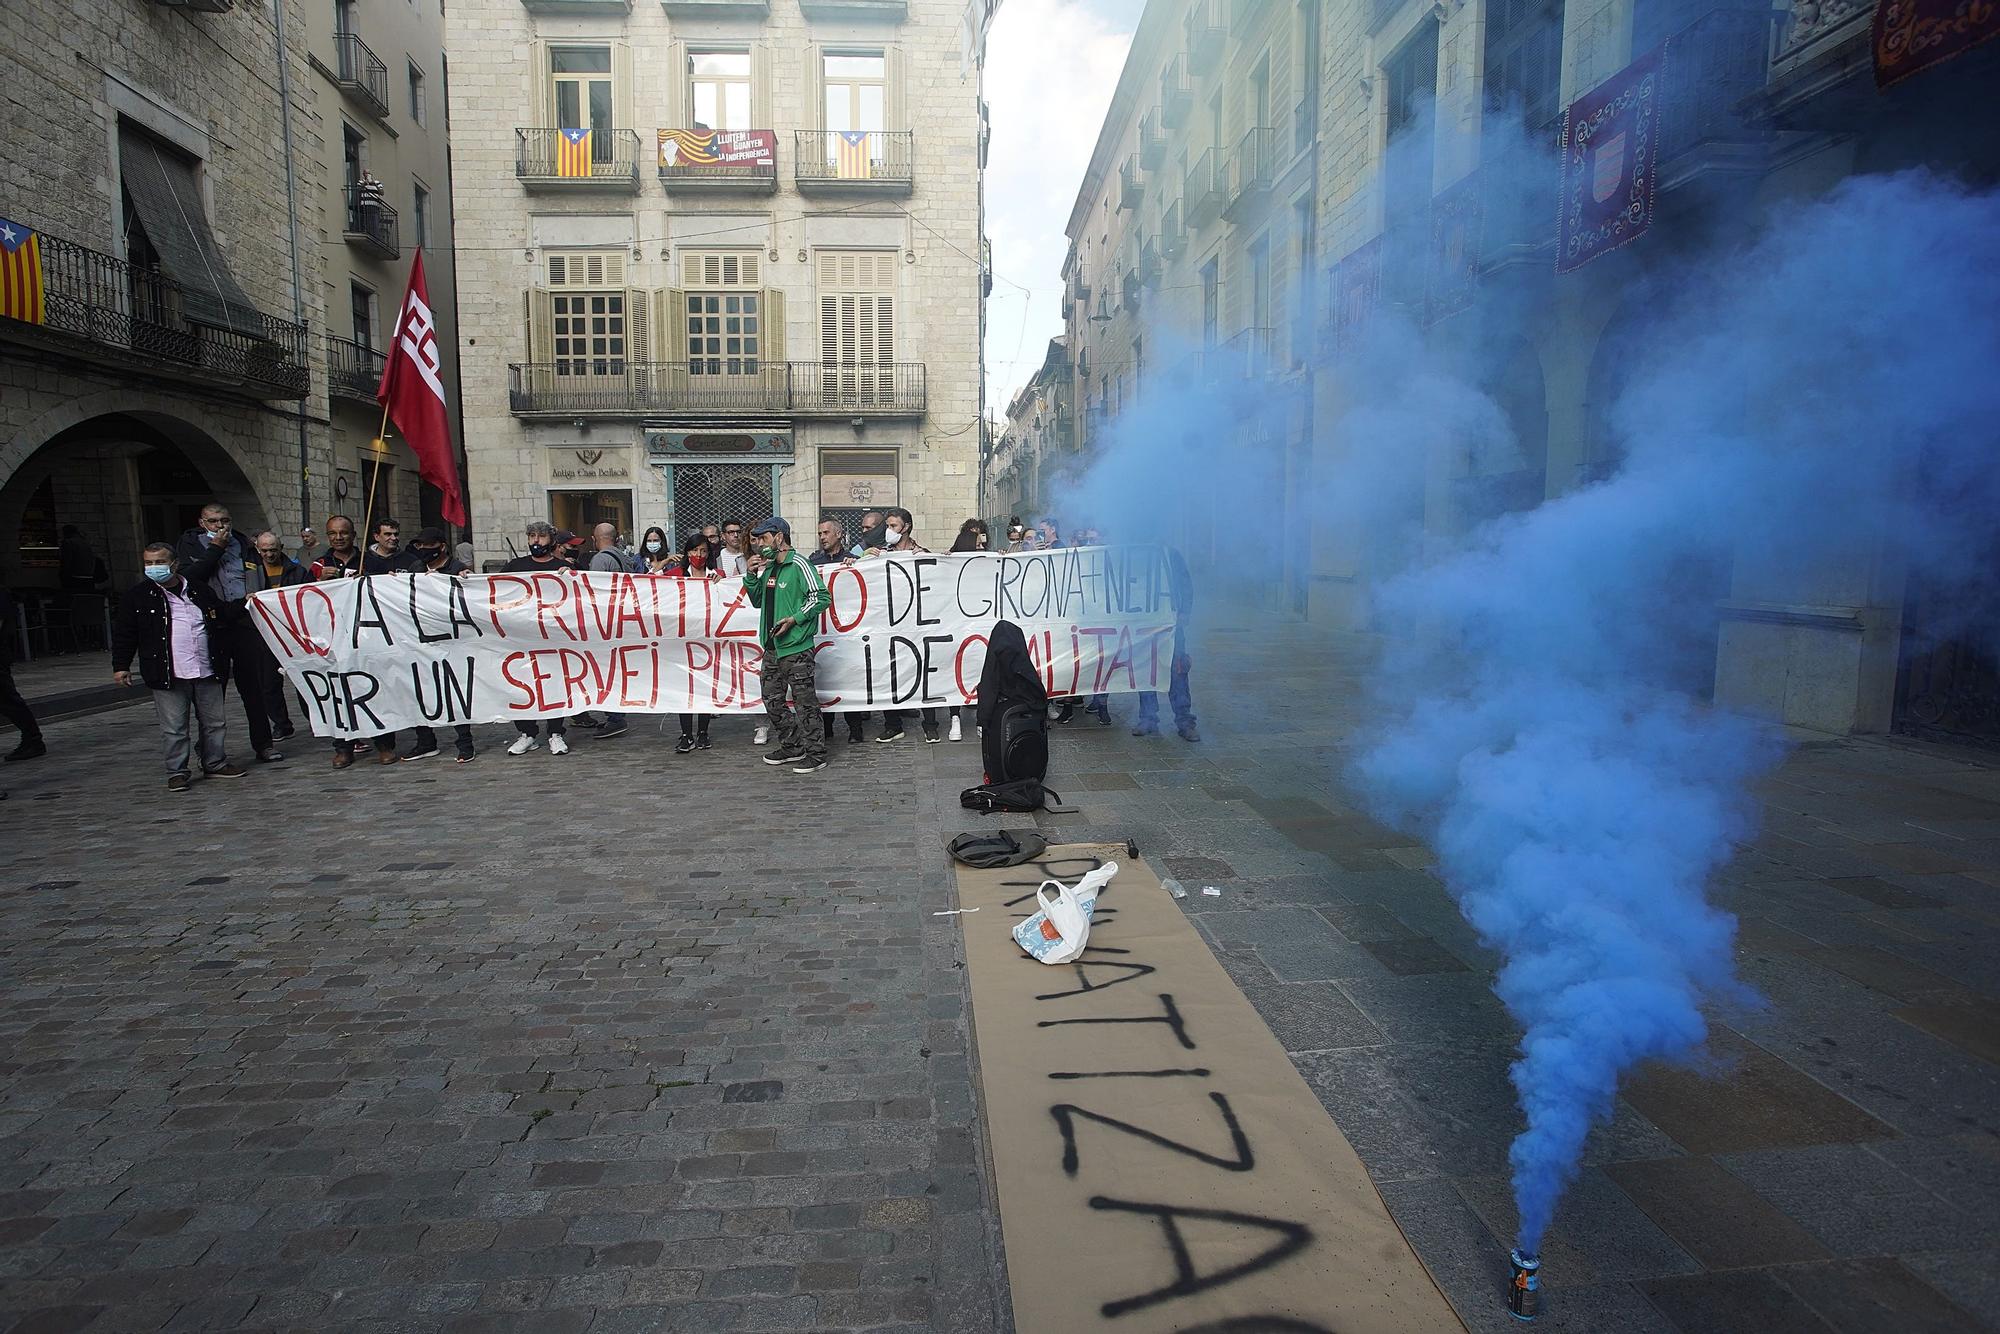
[1222,327,1277,379]
[794,130,914,194]
[340,185,399,259]
[1160,55,1193,128]
[1118,154,1144,210]
[1185,1,1226,75]
[657,129,779,192]
[1160,198,1185,258]
[507,361,927,417]
[515,129,642,191]
[1656,8,1780,187]
[1138,236,1161,287]
[798,0,907,18]
[333,32,391,122]
[1185,148,1227,227]
[1121,267,1141,311]
[0,224,309,399]
[520,0,630,11]
[1223,126,1277,221]
[980,236,993,297]
[327,335,385,405]
[1139,107,1167,169]
[660,0,767,14]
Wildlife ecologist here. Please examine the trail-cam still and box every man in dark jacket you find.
[0,586,45,763]
[175,503,283,764]
[113,542,248,792]
[247,531,309,742]
[399,528,477,763]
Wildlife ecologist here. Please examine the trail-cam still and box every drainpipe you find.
[271,0,313,531]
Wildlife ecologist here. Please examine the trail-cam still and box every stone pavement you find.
[4,603,2000,1332]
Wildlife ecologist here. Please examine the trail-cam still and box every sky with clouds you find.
[981,0,1144,412]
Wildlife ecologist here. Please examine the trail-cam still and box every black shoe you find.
[1091,708,1112,725]
[923,728,940,744]
[596,724,629,740]
[454,749,477,764]
[255,748,286,764]
[847,726,866,744]
[1178,723,1202,742]
[271,723,296,742]
[401,743,441,761]
[876,727,905,743]
[4,739,46,763]
[763,746,805,766]
[205,763,249,779]
[1054,704,1075,724]
[572,716,602,729]
[696,733,713,750]
[791,757,828,773]
[1132,721,1161,737]
[675,734,695,755]
[167,772,191,792]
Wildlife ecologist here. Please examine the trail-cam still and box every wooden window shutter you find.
[626,287,651,364]
[886,45,908,131]
[531,40,552,126]
[612,41,635,129]
[668,41,690,125]
[751,43,773,130]
[807,45,825,129]
[875,293,894,362]
[666,288,689,365]
[525,289,554,362]
[762,287,785,362]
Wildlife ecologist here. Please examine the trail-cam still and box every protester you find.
[1134,546,1200,742]
[112,542,246,791]
[810,518,849,568]
[853,509,886,556]
[454,539,476,570]
[583,522,632,740]
[502,521,572,755]
[176,503,283,764]
[1038,518,1064,549]
[554,529,586,568]
[873,509,943,743]
[311,515,364,580]
[0,587,45,763]
[296,526,321,567]
[664,529,713,578]
[716,517,749,578]
[363,518,403,573]
[246,531,309,742]
[744,517,829,773]
[637,525,674,574]
[950,519,990,553]
[399,528,478,763]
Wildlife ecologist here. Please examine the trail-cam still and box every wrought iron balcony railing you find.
[1223,326,1278,379]
[1224,126,1278,220]
[507,361,927,416]
[341,185,399,259]
[1185,0,1226,74]
[333,32,391,121]
[1160,55,1193,127]
[327,334,385,404]
[1657,8,1779,167]
[0,224,309,398]
[1185,147,1227,227]
[1118,154,1144,210]
[515,128,643,188]
[1139,107,1167,169]
[793,130,914,189]
[1160,197,1186,257]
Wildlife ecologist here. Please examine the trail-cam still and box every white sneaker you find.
[506,735,539,756]
[549,733,571,756]
[754,725,770,746]
[948,716,962,742]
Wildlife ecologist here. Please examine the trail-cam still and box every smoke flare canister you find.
[1507,1251,1540,1321]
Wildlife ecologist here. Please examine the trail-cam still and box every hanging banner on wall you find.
[658,129,778,169]
[1873,0,2000,87]
[1330,237,1384,357]
[249,547,1183,739]
[1556,43,1665,274]
[1424,172,1485,327]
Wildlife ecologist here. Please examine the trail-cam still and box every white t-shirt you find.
[719,547,747,578]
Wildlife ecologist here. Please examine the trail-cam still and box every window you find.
[551,45,613,161]
[817,251,896,403]
[412,181,431,248]
[1292,195,1315,364]
[1485,0,1564,132]
[691,50,752,131]
[1200,259,1219,347]
[1251,56,1271,130]
[682,251,764,377]
[351,282,376,349]
[823,52,885,132]
[408,62,427,126]
[343,123,365,186]
[553,291,626,378]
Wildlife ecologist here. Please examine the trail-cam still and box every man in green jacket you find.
[745,517,831,773]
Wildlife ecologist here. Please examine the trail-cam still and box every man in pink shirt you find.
[111,542,248,792]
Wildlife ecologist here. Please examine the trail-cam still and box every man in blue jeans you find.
[1134,546,1199,742]
[112,542,249,791]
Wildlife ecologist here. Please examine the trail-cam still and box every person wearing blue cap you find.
[744,517,831,773]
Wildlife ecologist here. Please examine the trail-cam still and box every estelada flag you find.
[0,217,46,326]
[556,127,593,178]
[377,249,466,527]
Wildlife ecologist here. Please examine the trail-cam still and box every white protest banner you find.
[248,546,1183,740]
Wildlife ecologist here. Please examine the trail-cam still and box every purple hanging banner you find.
[1556,44,1665,274]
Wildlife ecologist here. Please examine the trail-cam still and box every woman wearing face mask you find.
[664,531,717,753]
[637,526,674,575]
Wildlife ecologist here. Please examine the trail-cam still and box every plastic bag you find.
[1013,862,1118,965]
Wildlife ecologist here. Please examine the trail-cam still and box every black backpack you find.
[983,699,1049,785]
[945,829,1050,867]
[959,778,1071,815]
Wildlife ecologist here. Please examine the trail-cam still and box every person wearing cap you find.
[743,517,830,774]
[399,529,478,762]
[554,529,586,569]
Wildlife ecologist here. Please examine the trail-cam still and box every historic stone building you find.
[310,0,466,534]
[446,0,995,562]
[983,335,1070,527]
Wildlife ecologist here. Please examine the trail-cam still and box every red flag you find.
[376,249,466,527]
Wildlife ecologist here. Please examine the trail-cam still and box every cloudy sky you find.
[981,0,1145,411]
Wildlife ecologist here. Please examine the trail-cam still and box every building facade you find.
[0,0,324,603]
[447,0,994,562]
[1064,0,1996,738]
[984,334,1070,526]
[310,0,466,535]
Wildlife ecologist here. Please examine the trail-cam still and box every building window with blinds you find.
[526,251,648,400]
[816,251,896,407]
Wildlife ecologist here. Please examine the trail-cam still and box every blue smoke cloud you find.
[1060,161,2000,1256]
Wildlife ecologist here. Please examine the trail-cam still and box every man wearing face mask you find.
[744,517,830,774]
[852,509,886,557]
[245,531,309,743]
[112,543,247,791]
[810,518,869,746]
[501,521,572,755]
[176,503,284,764]
[398,529,478,763]
[871,509,942,743]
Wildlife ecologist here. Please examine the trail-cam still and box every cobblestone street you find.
[4,604,1999,1331]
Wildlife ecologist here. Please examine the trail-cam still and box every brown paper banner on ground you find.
[955,843,1464,1334]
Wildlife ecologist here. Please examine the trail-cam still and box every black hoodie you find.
[975,619,1048,736]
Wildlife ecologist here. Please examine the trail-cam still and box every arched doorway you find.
[1,410,267,600]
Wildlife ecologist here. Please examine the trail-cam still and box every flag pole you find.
[363,399,392,536]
